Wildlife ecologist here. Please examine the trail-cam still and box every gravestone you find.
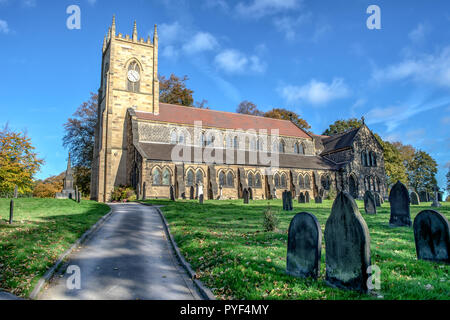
[410,191,420,205]
[305,191,310,203]
[170,186,175,201]
[363,191,377,215]
[282,191,287,210]
[413,210,449,263]
[9,199,14,225]
[389,181,411,227]
[218,186,223,200]
[273,187,278,199]
[189,186,194,200]
[374,192,381,207]
[248,188,253,200]
[298,192,305,204]
[438,192,443,202]
[243,188,249,204]
[315,196,322,204]
[142,182,146,201]
[325,192,371,293]
[75,186,79,202]
[431,189,442,208]
[286,212,322,279]
[78,191,81,203]
[199,194,204,204]
[419,191,429,203]
[14,185,18,199]
[287,191,293,211]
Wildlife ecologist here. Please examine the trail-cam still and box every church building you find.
[90,18,386,203]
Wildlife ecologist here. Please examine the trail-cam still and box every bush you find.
[111,185,136,202]
[326,184,337,200]
[263,203,279,232]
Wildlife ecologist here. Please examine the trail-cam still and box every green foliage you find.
[326,184,337,200]
[62,92,97,196]
[264,108,311,130]
[262,203,279,232]
[322,118,363,136]
[110,185,136,202]
[32,172,64,198]
[407,150,438,193]
[376,136,408,188]
[145,198,450,300]
[0,198,109,297]
[0,125,44,195]
[159,74,194,106]
[446,167,450,194]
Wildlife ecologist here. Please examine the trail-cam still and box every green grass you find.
[0,198,110,297]
[144,198,450,300]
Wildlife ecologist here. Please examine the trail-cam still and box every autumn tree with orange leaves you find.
[0,125,44,195]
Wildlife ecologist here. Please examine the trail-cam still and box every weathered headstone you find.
[287,191,293,211]
[170,185,175,201]
[438,192,443,202]
[364,191,377,215]
[419,191,429,203]
[431,188,442,208]
[9,199,14,225]
[282,191,287,210]
[410,191,420,205]
[298,192,305,204]
[286,212,322,279]
[78,191,81,203]
[389,181,411,227]
[248,188,253,200]
[273,187,277,199]
[305,191,310,203]
[243,188,249,204]
[199,194,204,204]
[189,186,194,200]
[413,210,449,263]
[14,185,18,199]
[325,192,371,293]
[315,196,322,204]
[142,182,146,201]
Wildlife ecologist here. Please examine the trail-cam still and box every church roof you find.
[134,103,312,139]
[320,127,361,155]
[137,142,338,171]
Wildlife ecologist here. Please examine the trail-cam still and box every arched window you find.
[362,151,368,167]
[162,168,171,186]
[233,136,239,149]
[249,137,256,151]
[300,143,305,155]
[178,131,185,145]
[274,173,280,188]
[371,152,377,167]
[248,172,254,187]
[226,135,233,148]
[298,174,304,189]
[294,143,299,154]
[186,170,194,187]
[170,130,177,144]
[127,61,140,93]
[304,174,311,189]
[206,132,215,147]
[152,168,162,185]
[370,176,375,191]
[364,177,369,190]
[281,173,287,188]
[219,171,225,187]
[255,173,262,187]
[279,140,285,153]
[272,141,278,153]
[196,170,203,184]
[226,171,234,187]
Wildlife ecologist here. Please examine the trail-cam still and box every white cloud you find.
[273,13,310,40]
[0,19,9,34]
[372,46,450,89]
[204,0,229,11]
[182,32,218,54]
[280,78,350,105]
[158,21,183,45]
[214,49,266,74]
[408,23,430,44]
[236,0,302,19]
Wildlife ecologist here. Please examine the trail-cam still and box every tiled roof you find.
[321,127,361,154]
[138,142,337,170]
[134,103,312,139]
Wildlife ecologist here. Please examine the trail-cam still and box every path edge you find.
[141,203,216,300]
[28,205,114,300]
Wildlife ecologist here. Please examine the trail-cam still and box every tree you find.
[159,74,194,106]
[392,142,415,168]
[446,167,450,195]
[33,173,64,198]
[63,93,97,195]
[374,134,408,188]
[0,125,44,195]
[236,101,263,116]
[264,108,311,130]
[195,99,210,109]
[322,118,363,136]
[407,150,438,193]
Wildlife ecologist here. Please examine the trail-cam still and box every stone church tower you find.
[90,17,160,202]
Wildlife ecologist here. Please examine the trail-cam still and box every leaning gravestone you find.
[170,186,175,201]
[298,192,305,204]
[410,191,420,205]
[364,191,377,215]
[413,210,449,263]
[286,212,322,279]
[325,192,371,293]
[243,188,249,204]
[315,196,322,204]
[389,181,411,227]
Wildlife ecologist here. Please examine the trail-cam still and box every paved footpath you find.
[39,203,201,300]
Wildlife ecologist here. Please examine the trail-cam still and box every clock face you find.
[127,70,140,83]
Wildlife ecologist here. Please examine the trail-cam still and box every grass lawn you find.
[144,198,450,300]
[0,198,110,297]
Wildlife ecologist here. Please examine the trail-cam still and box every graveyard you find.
[0,198,110,297]
[143,198,449,300]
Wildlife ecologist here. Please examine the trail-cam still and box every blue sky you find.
[0,0,449,193]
